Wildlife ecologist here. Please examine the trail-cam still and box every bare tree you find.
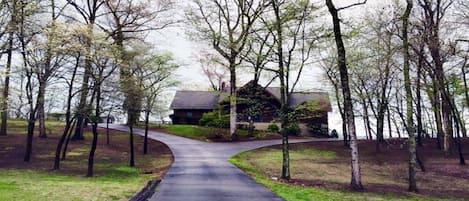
[187,0,268,140]
[325,0,366,191]
[403,0,418,193]
[133,49,178,154]
[66,0,107,140]
[198,51,227,91]
[0,0,18,136]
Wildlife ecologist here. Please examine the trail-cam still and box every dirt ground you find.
[0,125,173,177]
[285,138,469,199]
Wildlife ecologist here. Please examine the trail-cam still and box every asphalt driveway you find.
[105,124,315,201]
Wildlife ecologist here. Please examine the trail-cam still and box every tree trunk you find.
[462,58,469,120]
[62,120,76,160]
[37,82,47,138]
[376,37,391,142]
[452,111,466,165]
[72,25,94,141]
[441,91,452,155]
[87,74,102,177]
[24,119,35,162]
[229,62,238,141]
[428,75,443,149]
[387,105,393,138]
[54,122,71,170]
[144,110,150,154]
[416,49,423,146]
[272,1,290,180]
[403,0,418,192]
[129,125,135,167]
[53,57,78,169]
[106,114,110,145]
[326,0,363,190]
[362,99,372,140]
[0,26,14,136]
[87,122,98,177]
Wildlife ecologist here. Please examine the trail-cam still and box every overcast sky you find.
[152,0,393,92]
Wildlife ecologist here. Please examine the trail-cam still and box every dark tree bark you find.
[325,0,364,191]
[53,55,79,170]
[425,74,443,149]
[61,120,76,160]
[143,110,150,154]
[87,70,103,177]
[0,31,13,136]
[419,0,453,154]
[387,105,393,138]
[403,0,418,192]
[375,32,392,142]
[129,125,135,167]
[86,122,98,177]
[36,82,47,138]
[416,45,424,147]
[67,0,105,141]
[271,0,290,180]
[0,0,17,136]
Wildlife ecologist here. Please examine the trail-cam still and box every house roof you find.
[290,92,332,111]
[171,83,331,112]
[170,91,221,110]
[265,87,331,110]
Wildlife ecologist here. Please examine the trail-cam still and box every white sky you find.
[153,0,392,90]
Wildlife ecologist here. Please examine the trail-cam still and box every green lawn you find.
[0,120,173,201]
[6,119,66,127]
[164,124,214,141]
[0,169,154,201]
[146,124,277,142]
[229,148,450,201]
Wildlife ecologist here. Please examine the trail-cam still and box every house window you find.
[187,112,193,118]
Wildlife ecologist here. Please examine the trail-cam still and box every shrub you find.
[283,123,301,136]
[199,112,229,128]
[199,112,217,126]
[267,123,280,133]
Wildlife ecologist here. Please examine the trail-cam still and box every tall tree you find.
[325,0,365,190]
[266,0,319,180]
[0,0,18,136]
[403,0,418,192]
[187,0,268,140]
[133,49,178,154]
[418,0,454,154]
[86,34,119,176]
[67,0,106,141]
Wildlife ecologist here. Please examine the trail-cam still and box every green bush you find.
[267,123,280,133]
[283,123,301,136]
[199,112,217,126]
[199,112,229,128]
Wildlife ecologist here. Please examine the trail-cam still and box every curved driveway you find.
[105,124,316,201]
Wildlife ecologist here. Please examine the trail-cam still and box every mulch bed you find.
[284,138,469,199]
[0,127,173,176]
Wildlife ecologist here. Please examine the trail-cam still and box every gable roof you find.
[290,92,331,111]
[171,82,331,112]
[170,91,221,110]
[265,87,331,110]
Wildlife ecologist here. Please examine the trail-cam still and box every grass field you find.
[0,120,173,201]
[230,141,468,201]
[0,168,154,201]
[145,124,281,142]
